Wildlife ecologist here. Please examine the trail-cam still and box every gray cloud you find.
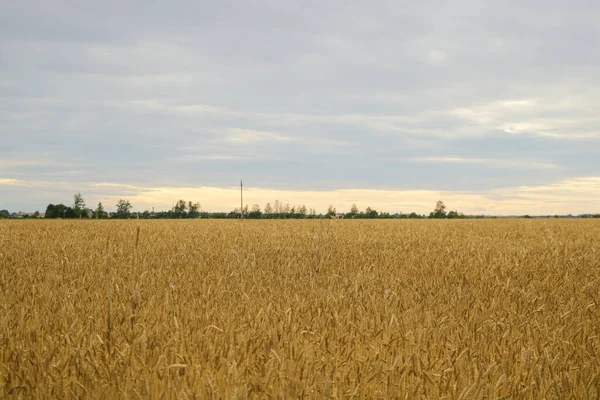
[1,0,599,212]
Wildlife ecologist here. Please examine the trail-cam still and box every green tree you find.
[45,204,76,218]
[73,192,86,218]
[173,199,187,218]
[349,204,359,217]
[264,203,273,218]
[326,205,337,217]
[45,204,56,218]
[297,205,307,218]
[248,204,262,219]
[115,199,132,219]
[94,202,106,219]
[274,200,282,215]
[365,207,378,218]
[188,201,201,218]
[429,201,447,219]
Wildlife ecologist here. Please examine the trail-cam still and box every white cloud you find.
[2,0,600,213]
[225,128,295,143]
[3,174,600,215]
[92,182,142,190]
[450,97,600,140]
[410,156,559,170]
[427,50,448,65]
[99,176,600,215]
[6,176,591,216]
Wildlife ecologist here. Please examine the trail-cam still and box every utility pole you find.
[240,180,243,219]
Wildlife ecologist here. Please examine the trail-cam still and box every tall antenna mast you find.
[240,180,243,219]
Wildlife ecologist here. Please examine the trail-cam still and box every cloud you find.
[507,177,600,195]
[3,176,599,216]
[410,156,559,170]
[117,176,600,215]
[427,50,448,65]
[225,128,296,144]
[179,154,246,161]
[1,0,600,213]
[450,97,600,140]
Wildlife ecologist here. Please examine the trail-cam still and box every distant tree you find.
[365,207,378,218]
[429,201,447,219]
[0,210,9,218]
[45,204,76,218]
[66,207,77,218]
[349,204,359,217]
[264,203,273,217]
[274,200,282,215]
[248,204,262,219]
[408,212,421,219]
[73,192,86,218]
[326,205,337,217]
[94,202,106,219]
[63,205,73,218]
[447,210,460,219]
[173,199,187,218]
[188,201,201,218]
[593,214,600,218]
[115,199,132,219]
[44,204,59,219]
[297,205,307,218]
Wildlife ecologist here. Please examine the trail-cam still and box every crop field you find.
[1,219,600,398]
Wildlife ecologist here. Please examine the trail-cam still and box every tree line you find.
[45,194,135,219]
[1,193,594,219]
[39,194,471,219]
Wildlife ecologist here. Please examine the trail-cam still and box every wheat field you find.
[1,219,600,398]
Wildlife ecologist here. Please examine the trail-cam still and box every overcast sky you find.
[2,0,600,215]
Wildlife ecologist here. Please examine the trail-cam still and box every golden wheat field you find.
[1,219,600,399]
